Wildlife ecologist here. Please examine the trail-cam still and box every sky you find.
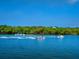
[0,0,79,27]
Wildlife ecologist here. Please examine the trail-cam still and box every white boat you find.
[57,35,64,39]
[37,36,45,40]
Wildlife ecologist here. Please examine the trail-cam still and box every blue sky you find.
[0,0,79,27]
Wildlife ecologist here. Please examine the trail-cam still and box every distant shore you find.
[0,25,79,35]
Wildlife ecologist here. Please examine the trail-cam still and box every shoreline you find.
[0,25,79,35]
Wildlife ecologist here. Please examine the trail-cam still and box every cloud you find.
[67,0,79,4]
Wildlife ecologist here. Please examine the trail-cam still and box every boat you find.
[57,35,64,39]
[37,36,45,40]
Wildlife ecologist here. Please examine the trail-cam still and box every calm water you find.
[0,35,79,59]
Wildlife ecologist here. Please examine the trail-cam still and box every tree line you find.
[0,25,79,35]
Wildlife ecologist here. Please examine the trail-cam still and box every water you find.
[0,35,79,59]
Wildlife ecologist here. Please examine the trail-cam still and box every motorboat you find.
[57,35,64,39]
[37,36,45,40]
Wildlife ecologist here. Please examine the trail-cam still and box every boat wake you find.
[0,36,36,39]
[0,35,64,40]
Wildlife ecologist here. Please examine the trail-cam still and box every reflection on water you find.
[0,35,79,59]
